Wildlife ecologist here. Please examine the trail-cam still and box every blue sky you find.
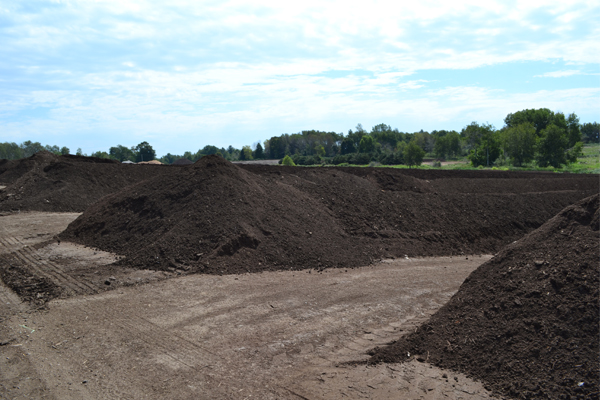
[1,0,599,156]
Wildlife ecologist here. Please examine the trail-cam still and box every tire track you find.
[113,313,220,370]
[7,242,88,295]
[0,237,99,296]
[61,297,224,372]
[0,281,26,318]
[0,235,25,255]
[9,236,101,293]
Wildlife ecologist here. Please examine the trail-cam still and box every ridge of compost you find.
[368,194,600,400]
[59,156,598,275]
[0,152,175,212]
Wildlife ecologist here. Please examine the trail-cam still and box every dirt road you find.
[0,212,497,399]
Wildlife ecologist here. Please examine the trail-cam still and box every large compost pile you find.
[0,152,175,212]
[369,194,599,400]
[60,156,598,274]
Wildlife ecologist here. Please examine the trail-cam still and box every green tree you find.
[0,142,23,160]
[45,144,61,154]
[340,137,356,155]
[462,123,500,167]
[91,151,110,159]
[566,113,581,147]
[281,155,296,166]
[413,131,433,153]
[536,124,568,168]
[134,141,156,162]
[159,153,180,164]
[314,144,325,157]
[445,131,461,157]
[433,135,448,159]
[198,145,219,156]
[502,122,536,167]
[566,142,583,164]
[21,141,45,157]
[60,146,70,155]
[253,143,265,159]
[76,148,83,156]
[581,122,599,143]
[109,145,135,162]
[468,134,501,167]
[183,151,195,161]
[268,136,286,159]
[370,124,404,151]
[403,141,425,168]
[504,108,556,136]
[240,145,253,160]
[358,135,375,153]
[461,123,495,151]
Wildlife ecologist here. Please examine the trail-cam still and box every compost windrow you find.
[59,156,598,274]
[369,194,599,400]
[0,152,176,212]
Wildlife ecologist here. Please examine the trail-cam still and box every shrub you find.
[281,155,296,166]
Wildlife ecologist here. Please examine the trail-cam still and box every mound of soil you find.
[172,158,193,166]
[60,156,598,275]
[0,152,176,212]
[61,155,360,273]
[369,195,599,399]
[241,164,597,194]
[0,151,62,185]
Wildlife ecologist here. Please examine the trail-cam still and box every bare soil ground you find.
[1,156,597,399]
[0,212,497,399]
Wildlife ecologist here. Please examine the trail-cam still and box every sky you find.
[1,0,599,156]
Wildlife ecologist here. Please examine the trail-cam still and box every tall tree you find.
[134,141,156,162]
[536,124,568,168]
[21,141,45,157]
[0,142,23,160]
[109,145,135,162]
[502,122,537,167]
[403,140,425,168]
[358,136,376,153]
[433,135,448,159]
[504,108,555,135]
[253,143,265,159]
[468,132,501,167]
[566,113,581,147]
[581,122,599,143]
[340,137,357,155]
[268,136,286,159]
[240,145,253,160]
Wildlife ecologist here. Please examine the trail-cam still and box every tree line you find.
[1,108,598,168]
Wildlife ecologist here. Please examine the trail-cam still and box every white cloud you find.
[397,80,428,90]
[534,70,582,78]
[1,0,599,153]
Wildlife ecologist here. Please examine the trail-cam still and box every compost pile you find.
[369,194,599,400]
[0,152,175,212]
[61,155,359,273]
[60,156,597,274]
[172,158,193,166]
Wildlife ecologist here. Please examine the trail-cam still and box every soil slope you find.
[60,156,598,274]
[0,152,175,212]
[369,194,599,400]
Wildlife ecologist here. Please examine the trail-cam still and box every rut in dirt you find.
[59,155,598,275]
[368,194,599,400]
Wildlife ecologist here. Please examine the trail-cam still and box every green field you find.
[328,143,600,174]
